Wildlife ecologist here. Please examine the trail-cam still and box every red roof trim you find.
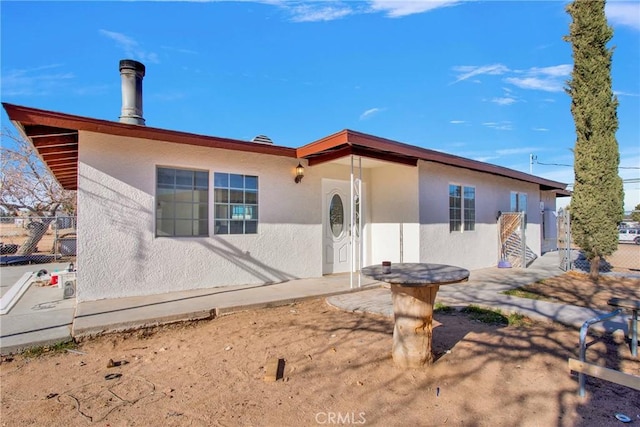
[3,103,568,193]
[3,103,297,158]
[297,129,568,191]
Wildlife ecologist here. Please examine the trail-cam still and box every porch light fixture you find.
[295,163,305,183]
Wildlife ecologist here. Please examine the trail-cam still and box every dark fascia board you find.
[3,103,568,192]
[2,103,298,158]
[297,128,569,192]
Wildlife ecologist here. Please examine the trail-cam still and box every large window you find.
[449,184,475,232]
[156,167,209,237]
[214,173,258,234]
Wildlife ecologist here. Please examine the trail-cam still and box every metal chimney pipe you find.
[119,59,145,125]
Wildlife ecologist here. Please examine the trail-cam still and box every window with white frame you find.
[156,167,209,237]
[510,192,527,213]
[214,173,258,234]
[449,184,475,232]
[510,191,528,228]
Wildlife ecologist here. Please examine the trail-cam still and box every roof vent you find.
[252,135,273,144]
[119,59,146,125]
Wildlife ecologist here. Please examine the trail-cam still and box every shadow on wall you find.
[84,174,299,286]
[197,237,298,285]
[82,175,152,285]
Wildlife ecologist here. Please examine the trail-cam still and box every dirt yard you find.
[522,270,640,311]
[1,273,639,426]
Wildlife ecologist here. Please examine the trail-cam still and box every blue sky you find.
[1,0,639,211]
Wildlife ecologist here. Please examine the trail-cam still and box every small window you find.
[450,184,475,232]
[329,194,344,238]
[156,167,209,237]
[214,173,258,234]
[510,192,528,213]
[464,186,475,232]
[510,191,528,228]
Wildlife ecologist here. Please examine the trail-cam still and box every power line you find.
[536,160,573,167]
[537,160,639,169]
[565,178,640,189]
[530,154,640,170]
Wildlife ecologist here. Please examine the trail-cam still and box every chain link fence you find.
[557,209,640,276]
[0,216,77,266]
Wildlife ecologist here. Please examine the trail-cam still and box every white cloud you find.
[490,96,517,106]
[288,4,353,22]
[161,46,198,55]
[505,76,563,92]
[505,64,571,92]
[452,63,571,92]
[449,120,466,124]
[265,1,637,30]
[0,64,74,96]
[533,127,549,132]
[529,64,573,77]
[360,107,383,120]
[451,64,510,84]
[606,2,640,31]
[614,90,640,97]
[268,0,462,22]
[482,121,512,131]
[368,0,460,18]
[100,29,159,63]
[473,156,500,163]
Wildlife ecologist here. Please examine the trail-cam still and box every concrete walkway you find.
[328,253,630,336]
[0,262,75,354]
[0,253,632,355]
[71,274,380,338]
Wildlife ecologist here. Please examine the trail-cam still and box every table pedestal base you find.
[391,284,439,368]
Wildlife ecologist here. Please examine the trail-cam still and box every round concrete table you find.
[361,263,470,369]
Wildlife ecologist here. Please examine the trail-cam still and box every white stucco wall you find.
[77,131,322,301]
[307,161,420,267]
[367,164,420,264]
[76,131,556,300]
[418,161,543,271]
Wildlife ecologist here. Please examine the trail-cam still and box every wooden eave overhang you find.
[3,103,568,194]
[296,129,569,192]
[2,103,297,191]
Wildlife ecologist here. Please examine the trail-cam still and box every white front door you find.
[323,180,351,274]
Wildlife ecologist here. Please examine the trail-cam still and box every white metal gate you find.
[557,208,572,271]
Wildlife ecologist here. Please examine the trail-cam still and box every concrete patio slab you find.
[1,251,633,355]
[72,274,381,338]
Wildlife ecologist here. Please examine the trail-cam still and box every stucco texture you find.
[77,132,321,301]
[418,161,547,271]
[76,132,555,301]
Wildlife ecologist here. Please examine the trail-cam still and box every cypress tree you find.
[632,204,640,223]
[565,0,624,279]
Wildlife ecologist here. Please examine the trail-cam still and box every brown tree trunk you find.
[17,217,55,255]
[589,255,601,281]
[391,284,439,368]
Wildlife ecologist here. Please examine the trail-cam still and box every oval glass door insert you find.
[329,194,344,237]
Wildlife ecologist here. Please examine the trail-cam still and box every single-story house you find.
[3,60,569,302]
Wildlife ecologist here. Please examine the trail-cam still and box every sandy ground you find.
[522,270,640,311]
[1,273,639,427]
